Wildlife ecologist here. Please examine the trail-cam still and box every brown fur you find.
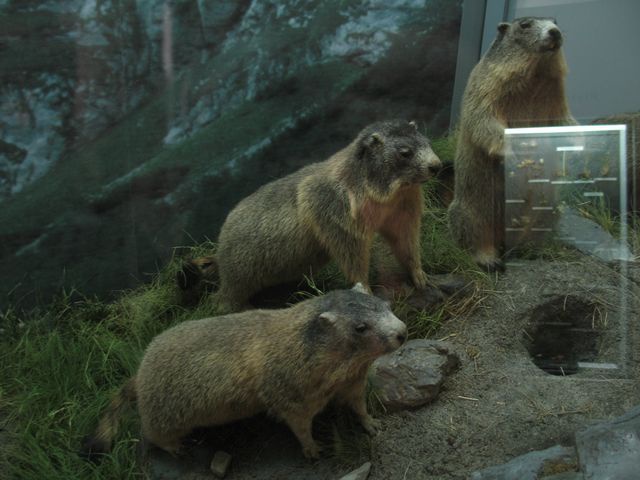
[448,17,576,271]
[82,286,407,459]
[180,120,441,311]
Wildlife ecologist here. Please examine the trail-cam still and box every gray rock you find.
[470,445,576,480]
[338,462,372,480]
[209,450,232,479]
[369,339,459,412]
[575,404,640,480]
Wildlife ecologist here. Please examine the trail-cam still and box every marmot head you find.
[354,120,441,201]
[303,284,407,361]
[495,17,563,54]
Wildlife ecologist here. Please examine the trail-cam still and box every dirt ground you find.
[151,254,640,480]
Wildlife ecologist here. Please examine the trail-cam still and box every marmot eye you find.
[355,323,368,333]
[399,148,413,159]
[520,21,532,29]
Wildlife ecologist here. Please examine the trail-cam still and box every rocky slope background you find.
[0,0,462,309]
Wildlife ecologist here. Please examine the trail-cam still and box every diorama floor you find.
[147,255,640,480]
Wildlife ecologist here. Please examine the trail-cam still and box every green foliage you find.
[0,256,191,479]
[1,305,143,478]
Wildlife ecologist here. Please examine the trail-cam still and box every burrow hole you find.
[523,295,602,376]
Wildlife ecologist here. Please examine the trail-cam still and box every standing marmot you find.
[448,17,576,271]
[82,285,407,459]
[179,120,441,311]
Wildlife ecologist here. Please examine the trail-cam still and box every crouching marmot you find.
[82,284,407,459]
[178,120,442,311]
[448,17,576,271]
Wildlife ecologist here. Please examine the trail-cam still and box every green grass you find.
[1,301,143,478]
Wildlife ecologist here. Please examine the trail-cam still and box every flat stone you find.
[210,450,232,479]
[470,445,576,480]
[575,404,640,480]
[338,461,372,480]
[369,339,460,412]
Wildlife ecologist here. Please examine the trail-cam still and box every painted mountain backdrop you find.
[0,0,462,308]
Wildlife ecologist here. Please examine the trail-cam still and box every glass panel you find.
[505,125,629,261]
[505,125,632,378]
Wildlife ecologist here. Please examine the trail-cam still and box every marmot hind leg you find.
[279,409,322,460]
[449,201,504,272]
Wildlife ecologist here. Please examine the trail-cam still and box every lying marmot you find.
[178,119,442,311]
[82,284,407,459]
[448,17,576,271]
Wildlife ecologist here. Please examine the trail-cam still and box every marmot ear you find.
[319,311,338,325]
[364,132,384,149]
[408,120,418,131]
[497,22,509,35]
[351,282,370,295]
